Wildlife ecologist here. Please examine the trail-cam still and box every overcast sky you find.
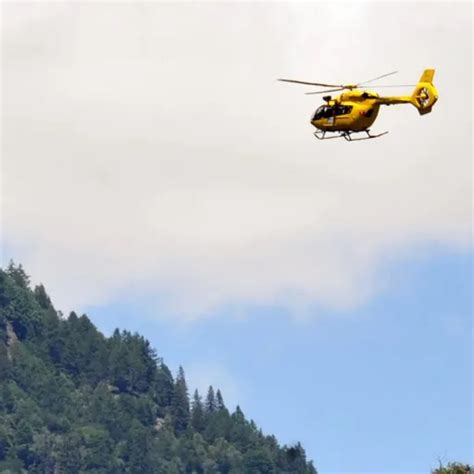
[1,2,472,472]
[2,1,471,318]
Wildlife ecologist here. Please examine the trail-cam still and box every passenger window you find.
[335,106,352,116]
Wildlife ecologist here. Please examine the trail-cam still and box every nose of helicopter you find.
[311,118,325,130]
[311,115,330,131]
[311,109,325,130]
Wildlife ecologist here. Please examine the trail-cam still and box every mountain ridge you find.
[0,262,317,473]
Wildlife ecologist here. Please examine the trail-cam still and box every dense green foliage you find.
[0,263,317,473]
[432,463,472,474]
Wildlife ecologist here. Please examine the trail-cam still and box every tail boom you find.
[374,68,438,115]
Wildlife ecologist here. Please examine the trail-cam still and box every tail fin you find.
[411,69,438,115]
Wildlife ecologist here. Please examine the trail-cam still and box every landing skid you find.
[313,130,388,141]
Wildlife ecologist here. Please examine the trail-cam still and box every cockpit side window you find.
[334,105,353,116]
[323,108,334,118]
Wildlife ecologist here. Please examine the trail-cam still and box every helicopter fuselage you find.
[311,90,382,132]
[279,68,438,140]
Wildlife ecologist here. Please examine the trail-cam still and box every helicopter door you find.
[333,105,353,124]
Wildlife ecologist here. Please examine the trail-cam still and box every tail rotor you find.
[410,69,438,115]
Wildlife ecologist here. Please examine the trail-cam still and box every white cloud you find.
[1,2,472,319]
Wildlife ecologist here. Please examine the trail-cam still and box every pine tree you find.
[243,447,276,474]
[191,390,205,433]
[282,442,311,473]
[6,261,30,289]
[33,285,52,310]
[155,362,174,415]
[205,386,216,413]
[216,389,226,411]
[233,405,245,422]
[172,366,190,433]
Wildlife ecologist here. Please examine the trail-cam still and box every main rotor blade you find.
[357,71,398,86]
[362,84,416,88]
[305,88,345,95]
[278,78,343,88]
[304,83,416,95]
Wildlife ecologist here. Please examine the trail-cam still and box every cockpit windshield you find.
[313,105,353,121]
[313,106,332,121]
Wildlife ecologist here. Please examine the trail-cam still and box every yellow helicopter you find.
[278,69,438,141]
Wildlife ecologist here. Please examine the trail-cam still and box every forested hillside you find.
[0,263,317,473]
